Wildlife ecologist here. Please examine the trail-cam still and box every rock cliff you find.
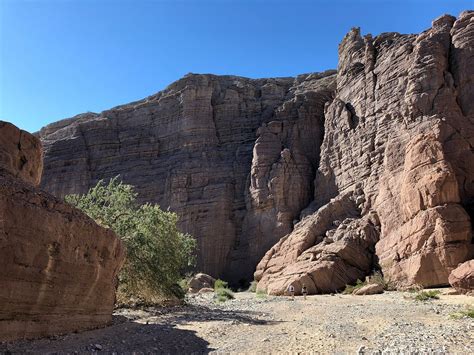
[0,121,125,340]
[256,12,474,294]
[38,72,336,281]
[39,11,473,290]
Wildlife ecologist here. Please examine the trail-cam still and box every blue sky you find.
[1,0,471,133]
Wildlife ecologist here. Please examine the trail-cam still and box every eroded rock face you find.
[38,72,336,280]
[38,12,473,290]
[0,121,125,341]
[256,12,473,294]
[449,260,474,294]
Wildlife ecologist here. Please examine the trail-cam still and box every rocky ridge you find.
[38,12,473,292]
[0,121,125,341]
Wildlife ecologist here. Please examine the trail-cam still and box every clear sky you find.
[0,0,471,133]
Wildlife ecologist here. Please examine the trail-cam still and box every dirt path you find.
[1,290,473,354]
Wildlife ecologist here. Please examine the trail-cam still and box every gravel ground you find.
[1,289,472,354]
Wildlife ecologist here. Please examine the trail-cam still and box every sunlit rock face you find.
[39,11,473,291]
[38,72,336,280]
[0,121,124,341]
[256,12,474,294]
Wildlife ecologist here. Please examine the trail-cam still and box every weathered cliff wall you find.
[38,11,473,290]
[256,12,474,294]
[0,121,125,341]
[39,72,336,280]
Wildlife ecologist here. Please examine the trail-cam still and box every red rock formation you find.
[256,12,473,294]
[37,12,473,291]
[0,121,125,341]
[38,72,336,281]
[449,260,474,294]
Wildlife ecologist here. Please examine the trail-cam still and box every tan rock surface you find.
[37,12,473,290]
[256,12,474,293]
[449,260,474,294]
[0,121,125,341]
[38,72,336,281]
[353,283,384,295]
[0,121,42,186]
[188,273,216,293]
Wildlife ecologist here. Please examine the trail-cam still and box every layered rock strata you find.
[256,12,474,294]
[38,12,473,291]
[0,121,125,341]
[38,72,336,280]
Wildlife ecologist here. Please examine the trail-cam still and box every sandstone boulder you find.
[0,121,125,341]
[353,284,384,296]
[449,260,474,294]
[188,273,216,293]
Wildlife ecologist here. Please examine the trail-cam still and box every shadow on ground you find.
[0,304,277,353]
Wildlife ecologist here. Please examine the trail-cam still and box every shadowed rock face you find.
[0,121,125,341]
[38,72,337,280]
[39,11,473,291]
[256,12,474,294]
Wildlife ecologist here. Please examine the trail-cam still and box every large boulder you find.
[353,283,384,296]
[449,260,474,294]
[188,273,216,293]
[0,121,125,341]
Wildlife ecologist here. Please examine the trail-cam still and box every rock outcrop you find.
[449,260,474,294]
[256,12,473,294]
[38,12,473,291]
[188,273,216,293]
[0,121,125,341]
[38,72,336,281]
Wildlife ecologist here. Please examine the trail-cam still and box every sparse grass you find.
[450,306,474,319]
[248,280,257,293]
[370,271,395,291]
[414,290,440,301]
[214,287,234,302]
[214,279,228,290]
[343,279,365,294]
[342,271,393,294]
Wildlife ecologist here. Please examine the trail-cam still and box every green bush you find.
[256,289,267,299]
[343,279,364,294]
[66,177,196,302]
[414,290,440,301]
[215,287,234,302]
[214,279,228,290]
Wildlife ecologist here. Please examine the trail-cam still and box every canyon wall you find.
[256,12,474,293]
[39,72,336,281]
[39,11,473,289]
[0,121,125,340]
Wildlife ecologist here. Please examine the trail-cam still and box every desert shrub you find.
[370,271,395,290]
[215,287,234,302]
[414,290,440,301]
[248,280,257,293]
[66,177,196,302]
[256,289,267,299]
[343,279,364,294]
[450,306,474,319]
[214,279,228,290]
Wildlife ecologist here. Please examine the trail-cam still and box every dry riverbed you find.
[1,290,473,354]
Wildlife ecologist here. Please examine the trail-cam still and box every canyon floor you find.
[1,290,473,354]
